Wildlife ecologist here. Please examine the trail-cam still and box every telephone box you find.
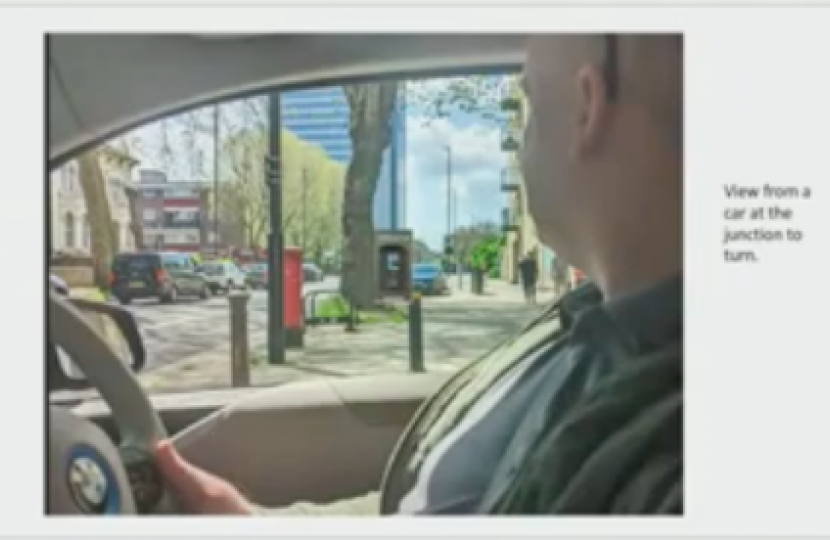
[376,229,413,299]
[283,247,304,348]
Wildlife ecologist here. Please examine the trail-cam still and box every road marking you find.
[140,314,224,330]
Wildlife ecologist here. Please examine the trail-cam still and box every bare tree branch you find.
[406,74,518,127]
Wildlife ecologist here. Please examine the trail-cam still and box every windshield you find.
[162,259,187,270]
[202,263,224,276]
[113,254,158,272]
[48,66,569,402]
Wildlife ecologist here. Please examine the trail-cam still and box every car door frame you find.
[164,256,196,295]
[181,257,203,295]
[162,256,186,294]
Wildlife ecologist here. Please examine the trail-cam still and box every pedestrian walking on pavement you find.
[518,252,539,304]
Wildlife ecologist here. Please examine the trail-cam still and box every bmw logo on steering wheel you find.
[66,446,119,514]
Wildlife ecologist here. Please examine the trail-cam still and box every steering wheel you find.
[48,290,177,515]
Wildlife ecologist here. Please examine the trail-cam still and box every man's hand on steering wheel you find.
[153,441,252,515]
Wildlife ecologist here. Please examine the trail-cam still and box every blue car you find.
[411,263,450,295]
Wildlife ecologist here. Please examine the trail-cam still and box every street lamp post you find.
[301,167,308,253]
[453,188,462,288]
[212,105,220,255]
[445,145,452,231]
[444,146,464,290]
[445,145,453,269]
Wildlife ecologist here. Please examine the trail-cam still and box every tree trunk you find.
[125,187,145,251]
[247,224,256,250]
[340,82,398,308]
[78,150,116,290]
[250,205,268,250]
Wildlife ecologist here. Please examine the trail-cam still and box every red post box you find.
[283,247,304,348]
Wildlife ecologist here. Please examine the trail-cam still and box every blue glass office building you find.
[281,86,406,230]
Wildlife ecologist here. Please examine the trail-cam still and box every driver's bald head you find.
[520,34,683,297]
[524,34,683,147]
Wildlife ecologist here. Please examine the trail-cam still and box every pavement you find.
[121,277,339,371]
[132,276,556,395]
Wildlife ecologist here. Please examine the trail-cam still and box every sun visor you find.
[48,33,524,164]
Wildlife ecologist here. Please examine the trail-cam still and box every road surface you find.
[122,274,543,373]
[127,277,339,371]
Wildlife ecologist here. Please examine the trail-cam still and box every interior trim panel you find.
[70,373,449,506]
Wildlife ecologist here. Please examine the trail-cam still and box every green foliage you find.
[452,221,500,261]
[468,234,504,271]
[406,75,518,125]
[160,98,345,258]
[315,296,349,319]
[315,295,405,324]
[218,115,345,255]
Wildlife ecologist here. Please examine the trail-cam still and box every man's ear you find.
[573,64,612,158]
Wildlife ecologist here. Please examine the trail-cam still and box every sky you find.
[404,112,505,249]
[124,77,509,251]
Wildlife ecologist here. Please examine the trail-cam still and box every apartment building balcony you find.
[501,123,521,152]
[501,207,520,232]
[501,165,522,192]
[500,95,522,114]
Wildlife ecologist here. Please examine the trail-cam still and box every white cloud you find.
[407,116,505,178]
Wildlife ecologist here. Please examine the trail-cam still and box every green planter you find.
[472,269,485,295]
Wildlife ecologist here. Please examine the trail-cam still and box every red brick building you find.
[135,170,216,253]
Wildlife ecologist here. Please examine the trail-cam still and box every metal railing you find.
[501,125,521,152]
[303,288,357,327]
[500,95,523,114]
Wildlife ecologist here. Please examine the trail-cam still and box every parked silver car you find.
[199,260,248,293]
[302,262,324,282]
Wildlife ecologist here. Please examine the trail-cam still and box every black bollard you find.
[408,292,425,373]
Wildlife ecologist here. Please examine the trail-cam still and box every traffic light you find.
[264,155,281,185]
[443,235,453,257]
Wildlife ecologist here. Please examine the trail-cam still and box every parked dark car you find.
[411,262,450,295]
[110,252,210,305]
[242,262,268,289]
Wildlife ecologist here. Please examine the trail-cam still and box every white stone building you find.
[498,79,555,289]
[50,146,138,254]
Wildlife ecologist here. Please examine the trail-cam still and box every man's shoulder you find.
[378,297,574,513]
[471,300,569,378]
